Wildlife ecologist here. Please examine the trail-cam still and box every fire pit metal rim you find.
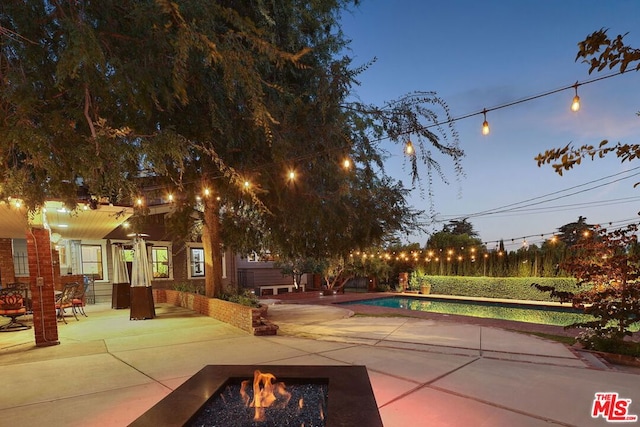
[129,364,382,427]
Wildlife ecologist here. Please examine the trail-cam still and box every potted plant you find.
[409,269,431,295]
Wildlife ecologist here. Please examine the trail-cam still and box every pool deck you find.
[1,293,639,427]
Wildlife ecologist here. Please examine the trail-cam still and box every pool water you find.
[341,296,594,327]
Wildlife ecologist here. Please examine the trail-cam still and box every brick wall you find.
[26,227,59,347]
[0,238,16,286]
[155,289,277,336]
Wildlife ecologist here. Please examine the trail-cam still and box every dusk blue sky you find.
[340,1,640,250]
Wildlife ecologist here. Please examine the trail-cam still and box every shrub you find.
[409,268,430,291]
[172,282,205,295]
[533,224,640,348]
[219,285,260,308]
[426,276,576,301]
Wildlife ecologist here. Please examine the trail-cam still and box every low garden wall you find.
[153,289,277,336]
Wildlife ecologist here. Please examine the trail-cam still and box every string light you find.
[342,158,352,169]
[571,82,581,112]
[481,109,490,135]
[405,140,414,155]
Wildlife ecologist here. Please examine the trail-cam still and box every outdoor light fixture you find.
[571,82,581,112]
[405,140,414,155]
[481,109,490,135]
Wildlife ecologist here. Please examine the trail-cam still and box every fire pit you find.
[130,365,382,427]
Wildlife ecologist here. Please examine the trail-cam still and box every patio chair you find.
[56,283,80,324]
[6,282,32,314]
[0,288,31,332]
[72,280,90,317]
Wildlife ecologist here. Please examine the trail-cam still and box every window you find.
[190,248,205,277]
[152,246,170,278]
[12,239,29,277]
[246,250,273,262]
[81,245,103,280]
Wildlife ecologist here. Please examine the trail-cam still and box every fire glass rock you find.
[188,381,328,427]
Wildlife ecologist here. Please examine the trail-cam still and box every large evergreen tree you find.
[1,1,463,297]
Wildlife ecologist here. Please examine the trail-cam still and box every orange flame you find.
[246,370,292,422]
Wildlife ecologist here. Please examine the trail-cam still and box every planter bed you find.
[153,289,278,336]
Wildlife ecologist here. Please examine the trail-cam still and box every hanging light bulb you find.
[571,82,580,112]
[405,140,414,155]
[481,109,490,135]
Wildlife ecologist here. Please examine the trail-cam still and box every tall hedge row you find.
[426,276,577,301]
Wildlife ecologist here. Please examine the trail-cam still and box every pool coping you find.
[346,293,580,308]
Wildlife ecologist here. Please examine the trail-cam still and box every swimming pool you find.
[340,296,594,327]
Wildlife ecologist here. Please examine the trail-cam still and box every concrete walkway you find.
[0,301,638,426]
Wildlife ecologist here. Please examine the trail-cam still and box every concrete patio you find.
[0,299,638,426]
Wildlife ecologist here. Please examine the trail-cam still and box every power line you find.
[431,166,640,222]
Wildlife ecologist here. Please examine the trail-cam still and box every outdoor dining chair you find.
[0,288,31,332]
[56,283,80,324]
[6,282,32,314]
[72,281,89,317]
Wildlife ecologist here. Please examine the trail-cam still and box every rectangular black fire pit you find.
[129,365,382,427]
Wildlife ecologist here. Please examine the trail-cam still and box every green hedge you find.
[426,276,577,302]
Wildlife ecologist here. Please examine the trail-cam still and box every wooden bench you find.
[258,284,305,296]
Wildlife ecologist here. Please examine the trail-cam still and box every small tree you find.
[533,224,640,350]
[321,256,354,291]
[274,257,323,291]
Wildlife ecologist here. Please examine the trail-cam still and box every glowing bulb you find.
[481,109,490,135]
[343,158,351,169]
[167,194,174,202]
[136,198,143,206]
[571,95,580,112]
[203,188,210,197]
[244,181,250,189]
[405,141,414,155]
[288,171,296,181]
[571,83,581,112]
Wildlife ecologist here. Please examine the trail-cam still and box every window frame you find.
[148,241,173,281]
[80,242,106,281]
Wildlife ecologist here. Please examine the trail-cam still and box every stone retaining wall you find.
[153,289,277,336]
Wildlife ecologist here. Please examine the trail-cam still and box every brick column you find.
[26,227,60,347]
[0,238,16,286]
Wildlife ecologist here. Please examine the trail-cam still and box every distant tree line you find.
[352,217,608,288]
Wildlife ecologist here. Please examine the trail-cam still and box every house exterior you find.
[0,201,235,302]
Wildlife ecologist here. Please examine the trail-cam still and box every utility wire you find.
[433,166,640,222]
